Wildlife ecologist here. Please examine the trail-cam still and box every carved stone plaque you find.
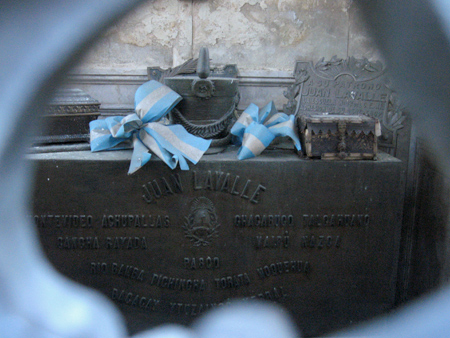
[30,149,404,337]
[284,57,407,157]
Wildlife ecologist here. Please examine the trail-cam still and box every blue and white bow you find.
[90,80,211,174]
[230,101,301,160]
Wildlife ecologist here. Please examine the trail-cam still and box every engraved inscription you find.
[111,288,160,311]
[142,174,183,204]
[57,237,99,249]
[242,287,288,302]
[168,287,287,316]
[91,262,145,282]
[193,171,266,204]
[150,274,206,292]
[35,214,93,228]
[255,232,290,249]
[142,171,267,204]
[235,215,294,227]
[91,262,107,274]
[300,76,389,117]
[57,237,148,249]
[256,286,287,301]
[169,302,222,316]
[301,85,388,115]
[184,257,220,270]
[256,261,310,279]
[301,235,341,249]
[214,273,251,289]
[101,215,170,228]
[105,237,148,249]
[302,214,370,227]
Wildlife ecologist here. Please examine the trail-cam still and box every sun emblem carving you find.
[183,197,220,246]
[192,79,215,99]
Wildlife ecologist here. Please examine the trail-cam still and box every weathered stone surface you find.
[79,0,193,70]
[71,0,384,111]
[347,4,385,62]
[403,139,450,300]
[191,0,350,71]
[66,80,141,111]
[76,0,375,73]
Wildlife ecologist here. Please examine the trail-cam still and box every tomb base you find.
[29,147,404,337]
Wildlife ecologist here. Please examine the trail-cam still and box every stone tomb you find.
[30,147,404,337]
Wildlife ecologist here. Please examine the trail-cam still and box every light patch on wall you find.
[116,2,191,48]
[74,0,368,72]
[195,5,268,49]
[295,0,351,11]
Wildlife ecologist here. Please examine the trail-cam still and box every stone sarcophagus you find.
[36,88,100,144]
[30,148,404,337]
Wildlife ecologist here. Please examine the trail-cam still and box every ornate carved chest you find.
[298,114,381,160]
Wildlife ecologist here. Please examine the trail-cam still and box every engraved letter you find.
[250,184,266,204]
[170,174,183,193]
[193,171,202,190]
[142,184,155,204]
[240,180,251,199]
[231,175,241,195]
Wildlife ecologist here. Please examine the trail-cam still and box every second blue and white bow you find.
[230,101,301,160]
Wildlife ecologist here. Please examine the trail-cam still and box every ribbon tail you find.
[138,129,179,169]
[238,122,275,160]
[268,115,301,151]
[144,123,211,169]
[176,154,189,170]
[128,135,152,175]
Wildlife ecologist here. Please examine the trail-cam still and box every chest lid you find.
[300,113,381,137]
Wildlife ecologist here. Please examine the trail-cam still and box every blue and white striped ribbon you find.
[90,80,211,174]
[230,101,301,160]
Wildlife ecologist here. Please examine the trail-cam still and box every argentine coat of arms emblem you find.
[182,197,220,246]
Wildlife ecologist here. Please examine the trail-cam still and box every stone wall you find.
[68,0,383,110]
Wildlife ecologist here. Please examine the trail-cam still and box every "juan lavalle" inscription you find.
[142,171,267,204]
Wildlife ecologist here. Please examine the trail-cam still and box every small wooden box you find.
[298,114,381,160]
